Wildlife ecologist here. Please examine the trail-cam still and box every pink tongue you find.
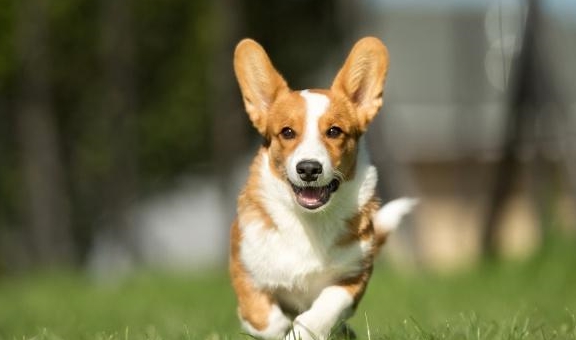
[296,187,329,209]
[300,187,323,202]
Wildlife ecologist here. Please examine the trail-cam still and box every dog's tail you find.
[372,197,418,247]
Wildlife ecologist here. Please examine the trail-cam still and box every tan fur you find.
[230,219,275,330]
[237,150,275,230]
[338,197,382,246]
[331,37,389,132]
[337,267,373,309]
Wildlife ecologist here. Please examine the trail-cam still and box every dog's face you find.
[234,38,389,210]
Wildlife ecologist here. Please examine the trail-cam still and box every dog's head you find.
[234,37,389,211]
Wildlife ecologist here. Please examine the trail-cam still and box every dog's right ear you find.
[331,37,389,133]
[234,39,289,136]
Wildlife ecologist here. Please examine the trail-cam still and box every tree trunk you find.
[15,0,75,266]
[97,0,138,260]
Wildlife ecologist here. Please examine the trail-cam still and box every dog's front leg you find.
[285,286,355,340]
[231,221,292,339]
[233,272,292,339]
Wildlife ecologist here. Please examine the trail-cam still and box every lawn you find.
[1,239,575,340]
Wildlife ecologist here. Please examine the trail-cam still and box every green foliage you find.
[0,0,18,226]
[0,0,15,89]
[1,243,575,340]
[134,0,215,178]
[0,0,218,229]
[0,0,226,270]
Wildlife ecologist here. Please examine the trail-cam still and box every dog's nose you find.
[296,160,323,182]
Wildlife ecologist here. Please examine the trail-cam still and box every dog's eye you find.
[326,126,343,138]
[280,127,296,140]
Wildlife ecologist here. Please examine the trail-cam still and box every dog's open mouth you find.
[290,179,340,210]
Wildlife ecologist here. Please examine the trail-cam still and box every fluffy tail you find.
[373,197,419,233]
[372,197,418,249]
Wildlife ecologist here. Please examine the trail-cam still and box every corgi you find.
[230,37,416,340]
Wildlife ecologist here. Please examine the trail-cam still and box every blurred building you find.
[361,0,576,270]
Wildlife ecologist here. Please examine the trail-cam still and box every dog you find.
[230,37,416,340]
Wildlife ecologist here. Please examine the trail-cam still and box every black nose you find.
[296,160,323,182]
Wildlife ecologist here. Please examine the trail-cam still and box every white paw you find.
[241,305,292,339]
[284,323,318,340]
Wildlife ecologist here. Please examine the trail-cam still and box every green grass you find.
[1,239,575,340]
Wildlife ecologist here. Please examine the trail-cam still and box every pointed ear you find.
[234,39,289,135]
[331,37,389,131]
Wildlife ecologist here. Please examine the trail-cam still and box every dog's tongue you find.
[296,187,328,209]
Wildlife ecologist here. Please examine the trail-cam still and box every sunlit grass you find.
[0,270,237,339]
[0,238,575,339]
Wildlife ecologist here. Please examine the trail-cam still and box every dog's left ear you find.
[234,39,289,136]
[331,37,389,132]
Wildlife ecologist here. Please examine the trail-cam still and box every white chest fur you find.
[240,214,367,290]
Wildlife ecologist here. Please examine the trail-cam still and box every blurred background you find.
[0,0,575,277]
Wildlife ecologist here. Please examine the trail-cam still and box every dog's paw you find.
[284,323,356,340]
[284,322,321,340]
[284,324,313,340]
[241,304,292,339]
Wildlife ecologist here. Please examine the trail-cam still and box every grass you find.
[1,238,575,340]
